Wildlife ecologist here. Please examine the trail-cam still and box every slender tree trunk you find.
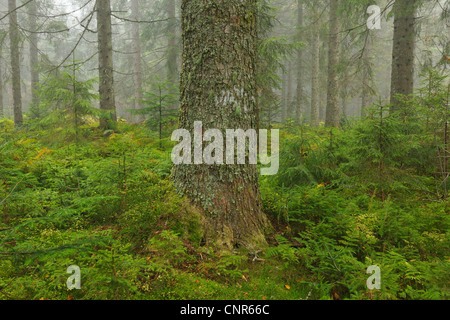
[310,7,320,127]
[0,58,3,119]
[97,0,117,129]
[131,0,144,123]
[0,36,4,118]
[8,0,23,126]
[167,0,177,82]
[444,85,449,198]
[167,0,179,110]
[320,94,326,123]
[361,32,373,118]
[281,68,288,122]
[341,66,349,118]
[158,86,162,150]
[173,0,271,249]
[390,0,417,113]
[29,0,39,109]
[445,121,448,194]
[287,60,293,120]
[319,38,327,123]
[325,0,341,127]
[295,0,304,124]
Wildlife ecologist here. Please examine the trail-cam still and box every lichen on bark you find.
[173,0,272,250]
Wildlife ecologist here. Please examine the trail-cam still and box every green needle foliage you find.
[0,0,449,302]
[129,77,179,150]
[29,67,99,142]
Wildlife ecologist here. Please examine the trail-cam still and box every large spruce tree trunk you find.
[173,0,271,249]
[97,0,117,129]
[390,0,417,112]
[310,6,320,127]
[29,0,39,109]
[325,0,341,127]
[131,0,144,122]
[8,0,23,126]
[295,0,304,124]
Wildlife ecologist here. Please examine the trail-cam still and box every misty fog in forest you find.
[0,0,449,302]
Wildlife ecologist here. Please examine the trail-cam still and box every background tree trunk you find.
[0,34,4,118]
[0,55,3,119]
[167,0,177,82]
[29,0,40,110]
[325,0,341,127]
[310,6,320,127]
[8,0,23,127]
[282,68,288,122]
[390,0,417,112]
[97,0,117,129]
[295,0,304,124]
[361,32,373,118]
[173,0,271,249]
[319,39,327,123]
[131,0,144,123]
[287,60,293,119]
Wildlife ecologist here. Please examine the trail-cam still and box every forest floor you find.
[0,119,448,300]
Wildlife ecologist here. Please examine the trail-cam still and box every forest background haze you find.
[0,0,449,301]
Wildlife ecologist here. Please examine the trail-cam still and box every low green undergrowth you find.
[0,118,448,300]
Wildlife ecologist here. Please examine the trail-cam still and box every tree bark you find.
[131,0,144,123]
[29,0,39,109]
[361,32,372,118]
[325,0,341,127]
[390,0,417,113]
[287,60,293,119]
[173,0,271,249]
[97,0,117,129]
[0,34,4,118]
[320,93,325,123]
[167,0,178,82]
[310,6,320,127]
[0,54,3,119]
[295,0,304,124]
[8,0,23,126]
[282,68,288,122]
